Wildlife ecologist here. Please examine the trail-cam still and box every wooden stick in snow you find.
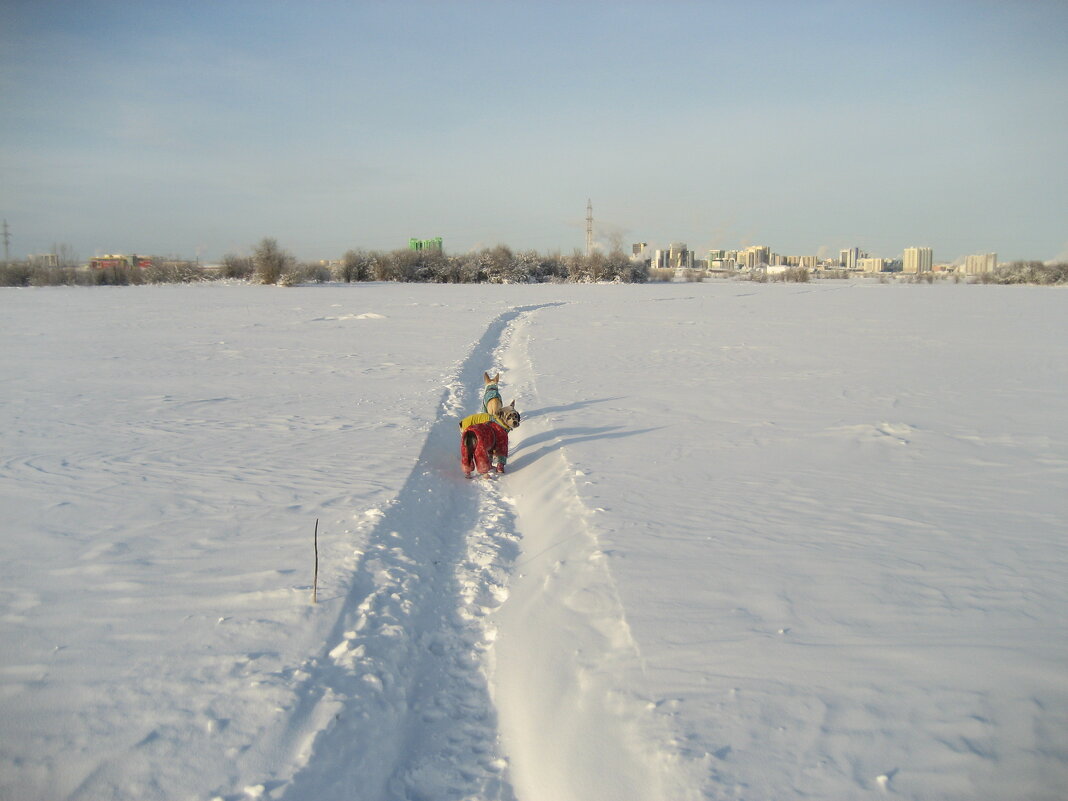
[312,518,319,604]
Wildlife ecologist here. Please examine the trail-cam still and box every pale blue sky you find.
[2,0,1066,264]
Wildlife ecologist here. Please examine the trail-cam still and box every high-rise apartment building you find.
[840,247,860,270]
[963,252,997,275]
[669,243,693,269]
[858,257,886,273]
[409,237,443,252]
[903,247,933,273]
[741,246,770,269]
[651,246,693,270]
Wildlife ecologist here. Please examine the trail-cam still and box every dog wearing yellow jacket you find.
[459,402,520,477]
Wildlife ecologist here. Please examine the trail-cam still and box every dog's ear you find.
[508,399,515,409]
[483,372,491,383]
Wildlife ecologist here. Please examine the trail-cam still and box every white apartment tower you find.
[903,246,933,273]
[964,252,997,275]
[741,245,770,269]
[630,242,650,262]
[652,245,694,270]
[858,257,886,273]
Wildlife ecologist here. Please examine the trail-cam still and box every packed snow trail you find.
[265,307,543,801]
[253,302,696,801]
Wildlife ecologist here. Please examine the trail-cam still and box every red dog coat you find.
[459,413,510,475]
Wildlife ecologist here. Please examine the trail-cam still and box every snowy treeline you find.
[0,261,205,287]
[0,242,649,286]
[974,261,1068,285]
[328,244,648,284]
[221,241,651,285]
[253,243,648,285]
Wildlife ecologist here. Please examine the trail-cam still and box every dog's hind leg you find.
[460,432,477,476]
[472,431,492,475]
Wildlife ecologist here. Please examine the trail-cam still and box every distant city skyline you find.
[3,1,1066,264]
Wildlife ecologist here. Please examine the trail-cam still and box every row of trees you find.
[0,260,204,287]
[221,240,651,285]
[974,261,1068,285]
[0,240,648,287]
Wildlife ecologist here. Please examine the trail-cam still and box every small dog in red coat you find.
[459,402,520,477]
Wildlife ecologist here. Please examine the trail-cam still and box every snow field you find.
[0,285,513,800]
[2,281,1066,801]
[519,284,1068,800]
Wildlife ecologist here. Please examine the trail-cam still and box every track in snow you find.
[247,303,690,801]
[491,304,698,801]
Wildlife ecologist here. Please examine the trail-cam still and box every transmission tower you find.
[2,220,10,263]
[585,199,593,257]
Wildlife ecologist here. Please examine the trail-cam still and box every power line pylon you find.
[2,220,10,263]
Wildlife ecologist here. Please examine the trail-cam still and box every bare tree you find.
[340,249,373,282]
[221,253,254,280]
[253,238,295,285]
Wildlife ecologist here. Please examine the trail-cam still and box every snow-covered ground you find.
[1,281,1065,801]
